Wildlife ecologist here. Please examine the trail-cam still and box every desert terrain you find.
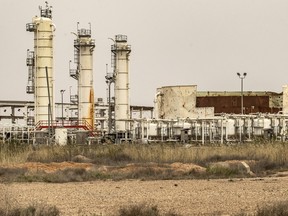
[1,171,288,215]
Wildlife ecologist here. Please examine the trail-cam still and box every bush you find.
[116,203,181,216]
[255,200,288,216]
[206,166,239,178]
[234,200,288,216]
[0,203,60,216]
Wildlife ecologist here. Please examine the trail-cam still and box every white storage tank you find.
[263,118,271,129]
[172,122,183,136]
[147,122,158,137]
[190,122,201,137]
[183,122,191,129]
[271,118,279,127]
[55,128,68,146]
[225,119,235,136]
[244,118,252,127]
[158,123,168,138]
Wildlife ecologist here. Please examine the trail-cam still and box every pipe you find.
[51,23,56,31]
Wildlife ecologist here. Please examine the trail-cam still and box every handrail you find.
[35,120,93,130]
[34,120,100,137]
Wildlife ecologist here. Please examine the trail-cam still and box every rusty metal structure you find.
[196,91,282,114]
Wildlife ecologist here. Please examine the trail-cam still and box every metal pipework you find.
[105,64,115,134]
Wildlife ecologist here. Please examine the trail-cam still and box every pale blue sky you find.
[1,0,288,106]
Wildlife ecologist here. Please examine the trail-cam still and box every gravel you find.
[1,176,288,216]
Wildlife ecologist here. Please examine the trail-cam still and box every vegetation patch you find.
[116,203,181,216]
[0,203,60,216]
[1,142,288,181]
[235,200,288,216]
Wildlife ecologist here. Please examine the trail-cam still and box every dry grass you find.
[234,200,288,216]
[0,186,60,216]
[1,142,288,181]
[116,203,181,216]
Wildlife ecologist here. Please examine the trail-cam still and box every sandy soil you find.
[1,175,288,216]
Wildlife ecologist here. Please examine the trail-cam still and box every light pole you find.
[237,72,247,143]
[237,72,247,114]
[60,89,65,126]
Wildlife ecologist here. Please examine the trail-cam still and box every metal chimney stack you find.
[111,35,131,132]
[26,2,55,125]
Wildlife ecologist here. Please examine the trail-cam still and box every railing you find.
[34,120,99,136]
[26,23,36,32]
[69,68,79,80]
[36,120,86,129]
[70,95,78,104]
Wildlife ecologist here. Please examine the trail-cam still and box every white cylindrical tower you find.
[111,35,131,132]
[26,2,55,125]
[73,27,95,129]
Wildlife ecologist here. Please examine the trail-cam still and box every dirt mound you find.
[96,162,206,177]
[2,162,93,173]
[1,161,206,177]
[170,162,206,173]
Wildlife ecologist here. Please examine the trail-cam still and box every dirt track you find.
[1,175,288,216]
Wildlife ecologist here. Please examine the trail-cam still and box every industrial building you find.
[1,2,288,145]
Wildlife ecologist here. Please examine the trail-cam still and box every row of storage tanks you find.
[131,115,288,142]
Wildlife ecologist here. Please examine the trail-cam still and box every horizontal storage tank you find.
[157,123,168,137]
[271,118,279,127]
[172,122,191,135]
[253,118,271,135]
[172,122,183,136]
[244,119,252,127]
[253,118,271,129]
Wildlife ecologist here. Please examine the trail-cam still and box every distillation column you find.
[71,26,95,129]
[26,2,55,125]
[111,35,131,132]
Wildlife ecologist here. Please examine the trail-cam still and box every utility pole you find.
[237,72,247,143]
[60,89,65,126]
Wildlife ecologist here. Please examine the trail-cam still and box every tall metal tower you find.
[70,24,95,129]
[111,35,131,134]
[26,2,55,125]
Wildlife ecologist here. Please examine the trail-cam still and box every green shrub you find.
[206,166,239,177]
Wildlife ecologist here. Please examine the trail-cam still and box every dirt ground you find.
[1,175,288,215]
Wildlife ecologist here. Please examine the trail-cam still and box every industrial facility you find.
[1,2,288,145]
